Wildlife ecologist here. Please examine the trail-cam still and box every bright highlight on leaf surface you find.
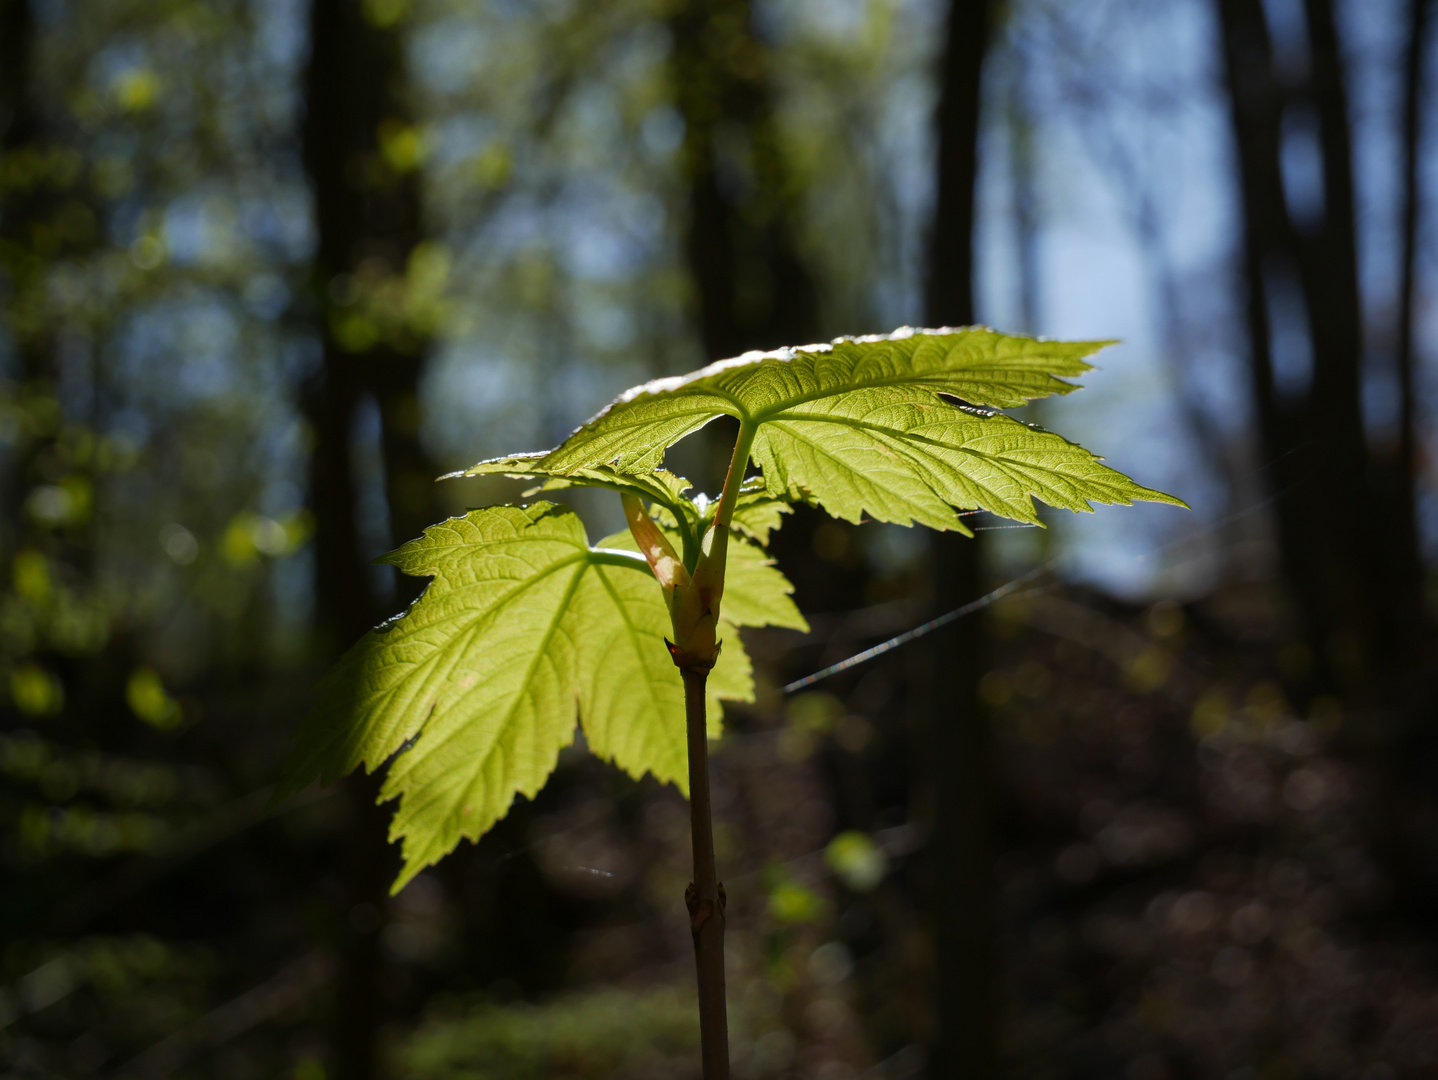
[278,503,802,890]
[279,326,1182,892]
[536,326,1185,533]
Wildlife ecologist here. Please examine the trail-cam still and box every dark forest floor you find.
[378,577,1438,1080]
[6,574,1437,1080]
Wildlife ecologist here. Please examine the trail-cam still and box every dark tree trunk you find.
[1392,0,1433,652]
[923,2,996,1077]
[301,2,436,1077]
[1,0,104,600]
[666,0,822,535]
[0,0,49,535]
[925,0,989,329]
[668,0,817,361]
[0,0,37,169]
[1215,0,1424,695]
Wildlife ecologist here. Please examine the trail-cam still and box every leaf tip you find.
[1146,490,1190,510]
[389,859,427,896]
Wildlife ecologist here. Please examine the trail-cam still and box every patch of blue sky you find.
[640,107,685,163]
[560,87,624,165]
[55,333,95,420]
[557,197,646,281]
[253,0,307,70]
[175,301,242,400]
[113,292,242,410]
[974,0,1238,597]
[575,301,637,353]
[86,36,150,97]
[763,0,880,44]
[420,341,542,469]
[410,17,489,97]
[238,187,314,263]
[163,194,238,268]
[243,274,290,322]
[428,115,492,170]
[592,187,668,262]
[478,194,547,258]
[609,19,671,87]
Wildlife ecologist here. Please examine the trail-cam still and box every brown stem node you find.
[665,637,720,672]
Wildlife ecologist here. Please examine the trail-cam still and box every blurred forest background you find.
[1,0,1436,1077]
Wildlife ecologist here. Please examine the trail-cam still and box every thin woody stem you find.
[678,419,754,1079]
[683,665,728,1079]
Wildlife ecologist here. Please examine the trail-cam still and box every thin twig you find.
[784,565,1052,693]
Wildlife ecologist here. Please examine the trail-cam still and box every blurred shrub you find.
[825,830,886,892]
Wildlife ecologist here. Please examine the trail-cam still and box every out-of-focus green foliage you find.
[824,830,886,892]
[765,866,827,926]
[3,0,941,1067]
[0,0,331,1072]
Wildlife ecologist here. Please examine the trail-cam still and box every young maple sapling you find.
[276,326,1184,1079]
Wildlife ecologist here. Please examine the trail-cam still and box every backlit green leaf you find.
[534,327,1184,532]
[278,502,802,891]
[730,481,793,545]
[753,403,1182,532]
[710,531,808,633]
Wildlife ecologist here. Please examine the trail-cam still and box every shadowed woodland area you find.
[1,0,1437,1077]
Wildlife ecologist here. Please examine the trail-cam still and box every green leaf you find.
[537,327,1105,472]
[277,502,770,892]
[754,405,1183,532]
[591,527,750,745]
[534,327,1185,531]
[715,533,809,632]
[730,481,793,545]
